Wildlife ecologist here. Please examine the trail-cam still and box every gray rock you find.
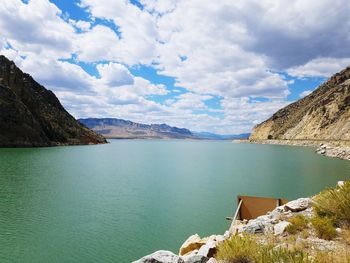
[133,250,184,263]
[242,213,280,234]
[284,198,311,212]
[242,221,265,233]
[197,240,217,257]
[182,255,209,263]
[274,221,291,235]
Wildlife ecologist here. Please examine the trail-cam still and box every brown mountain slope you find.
[250,66,350,141]
[0,55,106,147]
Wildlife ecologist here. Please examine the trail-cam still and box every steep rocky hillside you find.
[0,55,106,147]
[250,66,350,141]
[79,118,196,139]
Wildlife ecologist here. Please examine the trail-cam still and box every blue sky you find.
[1,0,350,134]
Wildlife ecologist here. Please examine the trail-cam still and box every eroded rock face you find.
[250,66,350,141]
[179,234,207,256]
[177,234,226,261]
[0,55,106,147]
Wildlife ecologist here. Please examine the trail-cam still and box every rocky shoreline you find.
[238,139,350,161]
[133,182,349,263]
[132,198,313,263]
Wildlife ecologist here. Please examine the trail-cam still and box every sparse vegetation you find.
[313,181,350,227]
[215,183,350,263]
[286,214,309,235]
[341,228,350,245]
[311,216,337,240]
[314,250,350,263]
[216,234,311,263]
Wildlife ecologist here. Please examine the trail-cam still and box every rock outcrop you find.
[250,66,350,141]
[0,55,106,147]
[179,234,207,256]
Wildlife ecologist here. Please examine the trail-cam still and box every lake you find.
[0,140,350,262]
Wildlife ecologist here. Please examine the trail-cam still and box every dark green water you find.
[0,140,350,262]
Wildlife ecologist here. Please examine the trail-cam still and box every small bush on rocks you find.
[311,216,337,240]
[313,182,350,227]
[216,234,311,263]
[286,214,309,235]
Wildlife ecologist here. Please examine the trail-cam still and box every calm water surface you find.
[0,140,350,262]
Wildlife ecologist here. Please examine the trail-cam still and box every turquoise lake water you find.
[0,140,350,262]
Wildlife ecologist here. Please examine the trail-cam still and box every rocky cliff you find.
[0,55,106,147]
[250,66,350,141]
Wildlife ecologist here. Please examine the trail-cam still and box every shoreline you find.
[234,139,350,161]
[133,181,350,263]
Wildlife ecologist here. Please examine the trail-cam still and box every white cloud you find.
[170,93,213,110]
[70,20,91,32]
[1,0,350,134]
[78,0,158,65]
[288,57,350,78]
[19,55,97,92]
[75,25,120,62]
[154,1,290,98]
[97,62,134,87]
[0,0,75,59]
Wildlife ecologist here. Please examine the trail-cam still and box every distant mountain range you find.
[0,55,106,147]
[79,118,249,140]
[192,132,251,140]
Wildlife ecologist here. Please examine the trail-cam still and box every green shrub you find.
[313,181,350,226]
[215,235,257,263]
[311,216,337,240]
[286,214,309,235]
[215,234,311,263]
[259,246,310,263]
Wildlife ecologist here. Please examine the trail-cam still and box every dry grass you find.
[286,214,309,235]
[313,181,350,227]
[215,234,311,263]
[314,250,350,263]
[311,216,337,240]
[341,228,350,245]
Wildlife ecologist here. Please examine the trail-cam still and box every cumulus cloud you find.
[97,62,134,87]
[70,20,91,32]
[1,0,349,134]
[78,0,158,65]
[288,57,350,78]
[0,0,75,58]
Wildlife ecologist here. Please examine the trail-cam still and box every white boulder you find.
[274,221,291,235]
[284,198,311,212]
[133,250,184,263]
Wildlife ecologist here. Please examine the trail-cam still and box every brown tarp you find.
[237,195,288,220]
